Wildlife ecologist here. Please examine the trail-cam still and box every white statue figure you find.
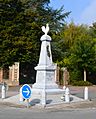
[41,24,49,35]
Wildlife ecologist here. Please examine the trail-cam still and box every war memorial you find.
[0,24,89,108]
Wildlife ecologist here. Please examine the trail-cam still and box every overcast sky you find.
[50,0,96,25]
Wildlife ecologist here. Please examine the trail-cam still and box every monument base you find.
[32,64,59,90]
[32,88,65,95]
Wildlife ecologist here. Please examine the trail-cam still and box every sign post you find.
[21,84,32,108]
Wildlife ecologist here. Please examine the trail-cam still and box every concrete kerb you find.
[0,99,93,110]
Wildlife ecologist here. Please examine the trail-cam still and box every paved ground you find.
[0,85,96,119]
[69,85,96,100]
[1,85,96,99]
[0,85,96,109]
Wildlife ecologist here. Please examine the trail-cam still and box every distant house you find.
[0,62,19,86]
[0,62,37,86]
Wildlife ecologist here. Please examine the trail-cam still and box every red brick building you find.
[0,62,19,86]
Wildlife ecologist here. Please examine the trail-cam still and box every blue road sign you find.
[21,84,32,99]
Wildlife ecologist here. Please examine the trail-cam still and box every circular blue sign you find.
[21,84,32,99]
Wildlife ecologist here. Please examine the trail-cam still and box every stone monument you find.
[32,24,64,94]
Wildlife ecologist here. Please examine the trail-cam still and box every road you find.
[0,105,96,119]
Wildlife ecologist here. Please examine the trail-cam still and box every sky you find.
[50,0,96,25]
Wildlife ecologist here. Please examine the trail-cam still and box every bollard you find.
[19,87,24,102]
[84,87,88,100]
[2,85,6,99]
[63,85,66,92]
[41,89,46,107]
[61,86,66,100]
[65,87,70,103]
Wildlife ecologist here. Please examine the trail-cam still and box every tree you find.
[90,22,96,38]
[0,0,25,67]
[0,0,70,67]
[58,23,96,82]
[69,38,96,81]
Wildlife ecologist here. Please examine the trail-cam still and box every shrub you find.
[71,80,92,86]
[69,69,83,81]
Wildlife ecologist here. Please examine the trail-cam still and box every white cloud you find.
[80,0,96,25]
